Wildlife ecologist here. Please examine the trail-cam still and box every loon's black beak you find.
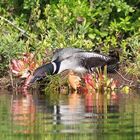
[26,74,47,85]
[28,75,37,84]
[24,75,37,86]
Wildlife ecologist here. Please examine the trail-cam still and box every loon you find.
[27,47,119,84]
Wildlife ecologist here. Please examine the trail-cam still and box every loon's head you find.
[26,62,55,85]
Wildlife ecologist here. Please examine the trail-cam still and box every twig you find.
[0,15,29,37]
[9,69,14,88]
[115,69,134,85]
[8,58,14,88]
[89,0,94,8]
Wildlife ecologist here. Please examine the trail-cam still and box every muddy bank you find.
[0,76,11,90]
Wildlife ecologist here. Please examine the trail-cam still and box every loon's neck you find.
[51,61,61,74]
[35,63,54,76]
[34,61,61,76]
[28,61,61,84]
[28,63,54,84]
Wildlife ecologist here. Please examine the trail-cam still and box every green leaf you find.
[88,33,95,39]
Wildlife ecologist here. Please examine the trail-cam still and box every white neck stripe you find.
[51,62,57,74]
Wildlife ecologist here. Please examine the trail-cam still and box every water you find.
[0,89,140,140]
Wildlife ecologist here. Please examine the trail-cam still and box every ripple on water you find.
[0,90,140,140]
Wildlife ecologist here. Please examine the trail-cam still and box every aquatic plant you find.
[81,66,118,93]
[10,53,38,77]
[68,71,81,90]
[10,53,39,88]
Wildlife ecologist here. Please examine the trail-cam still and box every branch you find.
[115,69,134,85]
[0,15,29,37]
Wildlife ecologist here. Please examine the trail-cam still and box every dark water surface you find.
[0,89,140,140]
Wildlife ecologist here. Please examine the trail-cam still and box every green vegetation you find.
[0,0,140,82]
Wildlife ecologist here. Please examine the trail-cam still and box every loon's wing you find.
[52,47,85,61]
[74,52,118,72]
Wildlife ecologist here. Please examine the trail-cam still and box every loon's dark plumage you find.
[28,48,119,84]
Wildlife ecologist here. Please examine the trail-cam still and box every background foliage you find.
[0,0,140,79]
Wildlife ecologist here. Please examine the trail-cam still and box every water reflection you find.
[11,93,35,134]
[56,92,85,126]
[0,89,140,139]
